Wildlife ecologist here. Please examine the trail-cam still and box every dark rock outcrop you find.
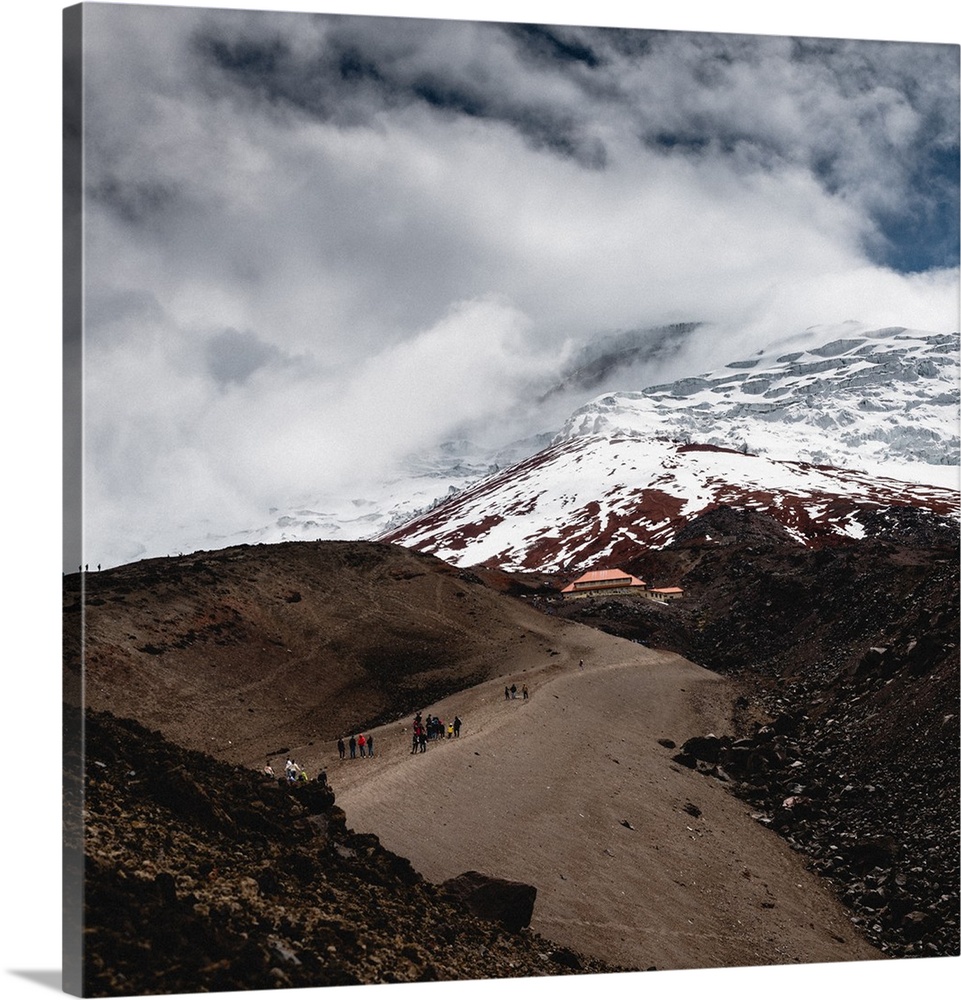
[440,870,538,933]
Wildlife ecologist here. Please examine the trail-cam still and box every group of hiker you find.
[263,758,312,783]
[337,733,375,759]
[410,712,461,753]
[270,676,537,779]
[263,667,549,783]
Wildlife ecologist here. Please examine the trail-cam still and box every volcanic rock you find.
[440,871,538,933]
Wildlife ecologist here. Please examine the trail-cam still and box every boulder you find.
[440,871,537,933]
[680,735,723,763]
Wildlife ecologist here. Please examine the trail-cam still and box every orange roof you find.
[651,586,684,594]
[561,568,646,593]
[574,569,635,583]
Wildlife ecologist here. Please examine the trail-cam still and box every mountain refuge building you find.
[648,586,684,602]
[560,568,684,602]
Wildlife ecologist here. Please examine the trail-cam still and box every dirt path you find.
[322,634,880,973]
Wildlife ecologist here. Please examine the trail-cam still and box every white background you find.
[2,2,958,999]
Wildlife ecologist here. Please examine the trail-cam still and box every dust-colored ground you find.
[328,642,879,972]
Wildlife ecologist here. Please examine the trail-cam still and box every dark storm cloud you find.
[612,30,961,272]
[505,23,602,68]
[194,15,609,166]
[175,13,961,267]
[196,29,337,121]
[408,70,606,165]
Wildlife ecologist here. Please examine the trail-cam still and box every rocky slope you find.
[542,505,960,960]
[69,706,613,996]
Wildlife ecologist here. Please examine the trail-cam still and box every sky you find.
[65,2,960,570]
[3,4,959,1000]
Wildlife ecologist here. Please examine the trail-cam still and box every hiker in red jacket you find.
[357,733,367,757]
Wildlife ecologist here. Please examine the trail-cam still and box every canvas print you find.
[62,2,960,996]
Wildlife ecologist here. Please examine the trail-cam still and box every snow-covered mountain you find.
[379,435,959,573]
[169,326,957,566]
[558,327,959,481]
[380,328,960,572]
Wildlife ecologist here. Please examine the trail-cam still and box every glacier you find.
[556,328,960,486]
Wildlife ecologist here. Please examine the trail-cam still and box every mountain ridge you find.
[380,327,959,573]
[117,326,958,570]
[380,433,959,573]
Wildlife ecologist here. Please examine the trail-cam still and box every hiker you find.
[411,729,419,754]
[522,683,529,700]
[447,721,454,739]
[358,733,367,757]
[579,659,584,670]
[264,764,274,777]
[349,735,356,759]
[453,716,461,737]
[510,683,517,699]
[418,729,428,753]
[285,758,301,782]
[505,686,510,700]
[367,734,375,757]
[337,738,346,760]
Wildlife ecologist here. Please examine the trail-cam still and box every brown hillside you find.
[64,541,599,767]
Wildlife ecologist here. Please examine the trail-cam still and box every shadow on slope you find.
[64,541,589,765]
